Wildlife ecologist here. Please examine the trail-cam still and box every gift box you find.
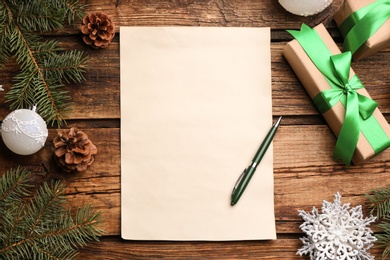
[333,0,390,60]
[283,23,390,165]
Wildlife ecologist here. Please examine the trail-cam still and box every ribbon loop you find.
[330,51,352,87]
[358,94,377,119]
[328,52,378,119]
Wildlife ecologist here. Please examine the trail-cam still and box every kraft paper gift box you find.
[283,23,390,165]
[333,0,390,60]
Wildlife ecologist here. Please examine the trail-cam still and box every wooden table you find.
[1,0,390,259]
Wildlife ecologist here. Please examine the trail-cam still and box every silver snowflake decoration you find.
[298,192,377,260]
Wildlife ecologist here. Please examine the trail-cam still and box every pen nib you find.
[274,116,282,127]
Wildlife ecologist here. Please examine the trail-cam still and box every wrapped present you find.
[283,23,390,165]
[333,0,390,60]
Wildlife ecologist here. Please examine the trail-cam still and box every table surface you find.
[1,0,390,259]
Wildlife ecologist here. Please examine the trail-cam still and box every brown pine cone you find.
[53,127,97,172]
[80,11,115,49]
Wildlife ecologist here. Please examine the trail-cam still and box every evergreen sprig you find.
[366,185,390,259]
[0,0,87,126]
[366,185,390,219]
[375,220,390,259]
[0,167,104,260]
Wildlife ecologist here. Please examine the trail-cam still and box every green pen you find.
[231,116,282,206]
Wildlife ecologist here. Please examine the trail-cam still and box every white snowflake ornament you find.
[298,192,377,260]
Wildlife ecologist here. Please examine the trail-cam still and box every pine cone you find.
[80,11,115,49]
[53,127,97,172]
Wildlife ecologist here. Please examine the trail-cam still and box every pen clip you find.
[232,168,247,195]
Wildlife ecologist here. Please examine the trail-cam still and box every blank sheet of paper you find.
[120,26,276,240]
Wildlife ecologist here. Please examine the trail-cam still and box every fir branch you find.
[366,185,390,259]
[0,0,87,126]
[375,220,390,259]
[366,185,390,219]
[16,1,64,32]
[25,181,67,237]
[0,4,11,69]
[0,167,32,205]
[0,167,104,260]
[43,50,88,84]
[14,0,84,32]
[0,167,32,246]
[63,0,86,25]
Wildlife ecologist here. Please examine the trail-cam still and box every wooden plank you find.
[78,237,305,259]
[77,236,384,259]
[76,0,343,31]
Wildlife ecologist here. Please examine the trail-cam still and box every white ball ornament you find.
[1,107,48,155]
[279,0,333,17]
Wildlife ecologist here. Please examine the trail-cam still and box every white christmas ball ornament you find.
[1,107,48,155]
[279,0,333,17]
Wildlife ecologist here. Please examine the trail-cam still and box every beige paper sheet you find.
[120,26,276,241]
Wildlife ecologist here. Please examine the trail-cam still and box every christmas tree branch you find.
[64,0,85,24]
[366,185,390,259]
[9,23,65,123]
[366,184,390,219]
[0,0,87,126]
[26,182,65,238]
[1,211,102,254]
[0,167,104,259]
[0,167,31,203]
[375,221,390,259]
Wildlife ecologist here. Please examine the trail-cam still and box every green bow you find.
[313,52,378,164]
[339,0,390,55]
[288,24,390,165]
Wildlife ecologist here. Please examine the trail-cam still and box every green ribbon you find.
[288,24,390,165]
[339,0,390,55]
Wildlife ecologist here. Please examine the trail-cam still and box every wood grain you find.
[1,0,389,258]
[77,236,384,259]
